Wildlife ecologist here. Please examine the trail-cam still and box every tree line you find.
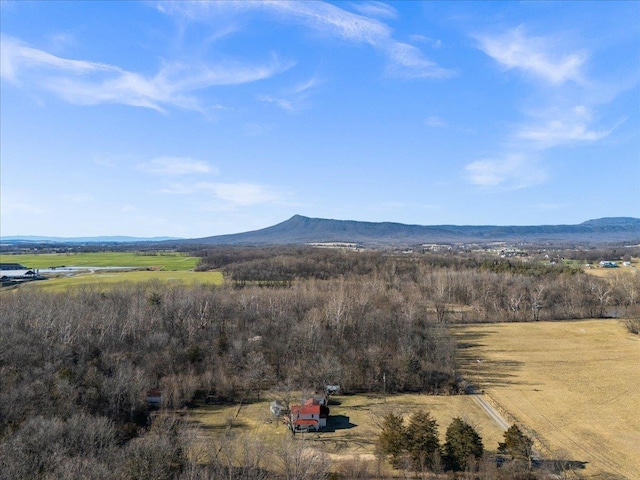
[196,246,640,322]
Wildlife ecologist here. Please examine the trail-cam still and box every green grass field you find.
[0,252,199,271]
[1,252,225,291]
[19,270,224,292]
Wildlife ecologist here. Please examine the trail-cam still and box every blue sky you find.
[1,1,639,238]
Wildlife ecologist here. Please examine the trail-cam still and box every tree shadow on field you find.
[538,458,588,475]
[324,415,357,432]
[190,420,249,432]
[455,330,529,388]
[455,330,499,350]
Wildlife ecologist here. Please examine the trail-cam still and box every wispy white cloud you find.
[160,180,282,207]
[476,26,587,85]
[1,35,290,111]
[425,116,447,128]
[349,1,397,20]
[293,77,323,94]
[260,76,324,112]
[516,105,617,148]
[159,183,195,195]
[464,105,615,189]
[157,0,453,80]
[465,154,547,189]
[138,157,216,176]
[204,182,280,206]
[259,95,294,111]
[384,42,452,79]
[466,26,623,190]
[46,32,78,54]
[410,35,442,49]
[1,35,117,82]
[243,122,274,136]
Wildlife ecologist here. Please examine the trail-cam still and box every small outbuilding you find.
[146,388,162,407]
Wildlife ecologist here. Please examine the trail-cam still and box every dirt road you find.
[470,393,510,431]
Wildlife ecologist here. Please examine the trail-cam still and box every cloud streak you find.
[259,76,324,112]
[138,157,216,176]
[161,181,281,207]
[465,154,547,189]
[518,121,611,146]
[466,26,622,190]
[1,35,290,111]
[476,26,587,85]
[157,0,453,80]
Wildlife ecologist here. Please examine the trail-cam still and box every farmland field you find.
[189,393,507,475]
[453,319,640,479]
[190,319,640,478]
[18,269,224,292]
[0,251,199,271]
[0,252,226,291]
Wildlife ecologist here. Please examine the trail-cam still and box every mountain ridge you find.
[4,216,639,246]
[187,215,640,246]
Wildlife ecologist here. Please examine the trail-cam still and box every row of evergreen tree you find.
[377,411,533,475]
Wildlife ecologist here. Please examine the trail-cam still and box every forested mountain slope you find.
[188,215,640,246]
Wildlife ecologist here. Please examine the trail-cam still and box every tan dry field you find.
[452,319,640,480]
[582,258,638,279]
[188,392,507,474]
[584,267,638,279]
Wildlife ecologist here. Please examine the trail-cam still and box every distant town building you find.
[599,261,618,268]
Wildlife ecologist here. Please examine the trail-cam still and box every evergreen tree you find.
[443,417,484,471]
[376,413,407,467]
[498,424,533,468]
[405,410,440,471]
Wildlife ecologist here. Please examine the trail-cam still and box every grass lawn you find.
[17,270,224,292]
[452,319,640,479]
[188,392,507,474]
[0,252,199,271]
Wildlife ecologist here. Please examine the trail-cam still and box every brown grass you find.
[583,258,638,278]
[187,319,639,477]
[452,319,640,479]
[188,392,507,474]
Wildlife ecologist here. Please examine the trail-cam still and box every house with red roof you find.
[289,397,330,432]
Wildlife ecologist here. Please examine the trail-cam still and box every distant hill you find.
[1,235,181,244]
[185,215,640,246]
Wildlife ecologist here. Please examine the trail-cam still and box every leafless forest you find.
[1,246,638,478]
